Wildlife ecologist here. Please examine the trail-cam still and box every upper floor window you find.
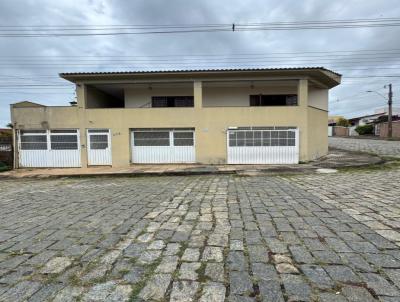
[249,94,298,106]
[152,96,194,107]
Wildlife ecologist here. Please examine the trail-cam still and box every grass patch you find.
[128,258,162,301]
[337,160,400,173]
[195,262,207,283]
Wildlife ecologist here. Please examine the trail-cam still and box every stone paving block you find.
[318,292,348,302]
[137,250,162,264]
[364,253,400,268]
[81,281,116,301]
[361,272,400,296]
[205,263,225,282]
[339,253,377,272]
[341,284,377,302]
[324,265,361,283]
[384,269,400,288]
[199,282,226,302]
[41,257,72,274]
[0,280,42,301]
[247,245,269,263]
[202,246,223,262]
[312,250,341,264]
[229,271,253,295]
[106,284,132,302]
[164,243,181,255]
[228,251,247,271]
[138,273,172,301]
[301,264,334,289]
[122,266,145,284]
[281,274,311,302]
[146,239,166,250]
[182,248,200,262]
[170,280,199,302]
[179,262,201,280]
[289,245,314,264]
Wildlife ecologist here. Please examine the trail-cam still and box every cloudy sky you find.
[1,0,400,126]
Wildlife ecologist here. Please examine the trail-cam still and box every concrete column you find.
[193,81,203,109]
[298,79,308,108]
[297,79,309,161]
[76,84,88,167]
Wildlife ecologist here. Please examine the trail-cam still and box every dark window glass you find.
[134,131,170,146]
[20,143,47,150]
[50,135,78,150]
[20,134,47,150]
[151,96,194,107]
[90,142,108,149]
[20,130,46,134]
[249,94,297,106]
[88,129,109,133]
[21,135,47,143]
[173,131,194,146]
[50,130,77,134]
[90,134,108,149]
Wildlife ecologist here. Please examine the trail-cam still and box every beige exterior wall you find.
[307,107,328,160]
[11,77,332,168]
[308,87,329,111]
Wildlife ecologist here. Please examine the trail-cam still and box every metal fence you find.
[0,136,13,166]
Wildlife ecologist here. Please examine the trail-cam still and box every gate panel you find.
[87,129,112,166]
[132,129,195,163]
[227,127,299,164]
[18,129,81,168]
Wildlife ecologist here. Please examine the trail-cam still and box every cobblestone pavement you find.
[1,171,400,301]
[329,137,400,157]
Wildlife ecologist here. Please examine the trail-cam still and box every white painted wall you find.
[308,87,328,111]
[202,86,297,107]
[124,85,327,108]
[125,87,193,108]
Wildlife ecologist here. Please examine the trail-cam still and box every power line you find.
[2,48,400,58]
[1,17,400,37]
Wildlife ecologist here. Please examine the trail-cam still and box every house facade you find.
[10,68,341,168]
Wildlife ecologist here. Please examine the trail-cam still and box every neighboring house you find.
[10,67,341,168]
[349,107,400,127]
[328,115,345,126]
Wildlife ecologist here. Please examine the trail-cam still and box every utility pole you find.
[388,84,393,138]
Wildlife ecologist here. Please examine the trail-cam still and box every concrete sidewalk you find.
[0,163,317,178]
[1,149,384,179]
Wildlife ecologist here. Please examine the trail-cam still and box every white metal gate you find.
[18,129,81,168]
[227,127,299,164]
[87,129,112,166]
[132,129,195,163]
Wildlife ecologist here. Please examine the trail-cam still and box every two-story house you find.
[10,67,341,168]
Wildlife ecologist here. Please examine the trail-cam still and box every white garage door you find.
[227,127,299,164]
[18,129,81,168]
[132,128,195,163]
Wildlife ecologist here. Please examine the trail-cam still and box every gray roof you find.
[60,67,341,77]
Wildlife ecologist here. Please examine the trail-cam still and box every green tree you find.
[336,117,350,127]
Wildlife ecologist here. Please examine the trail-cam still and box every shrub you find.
[355,124,374,135]
[0,162,11,172]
